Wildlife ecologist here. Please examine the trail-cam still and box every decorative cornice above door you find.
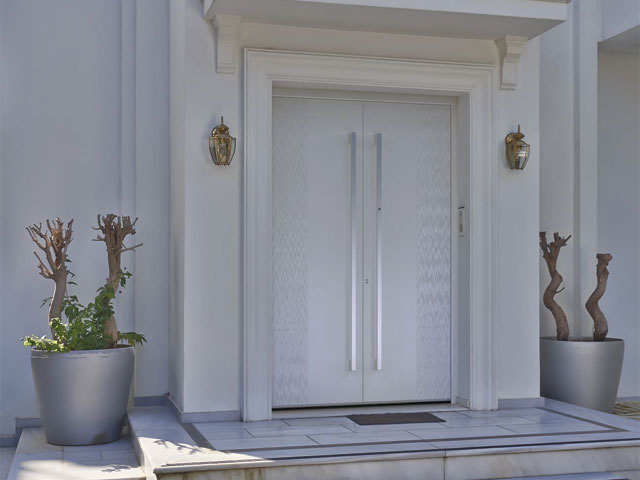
[203,0,567,41]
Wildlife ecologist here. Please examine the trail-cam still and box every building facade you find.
[1,0,638,444]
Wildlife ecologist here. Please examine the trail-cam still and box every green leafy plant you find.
[24,216,146,352]
[23,270,147,352]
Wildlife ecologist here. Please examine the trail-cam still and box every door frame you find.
[271,92,458,408]
[244,48,497,421]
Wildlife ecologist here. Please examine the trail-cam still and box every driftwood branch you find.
[586,253,612,341]
[540,231,572,341]
[26,219,73,338]
[93,214,142,346]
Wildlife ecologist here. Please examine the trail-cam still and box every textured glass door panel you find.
[271,97,363,407]
[362,102,451,403]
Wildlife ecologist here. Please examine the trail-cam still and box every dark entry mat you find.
[347,412,445,425]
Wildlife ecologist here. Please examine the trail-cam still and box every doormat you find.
[347,412,445,425]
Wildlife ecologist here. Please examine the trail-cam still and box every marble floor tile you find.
[246,425,354,437]
[407,425,514,440]
[309,430,421,446]
[58,454,144,480]
[441,416,536,428]
[545,400,640,430]
[61,436,135,462]
[282,416,356,427]
[344,422,448,433]
[501,422,610,435]
[192,423,249,433]
[126,407,178,432]
[458,408,541,418]
[239,441,440,459]
[423,411,471,420]
[139,426,197,448]
[8,429,144,480]
[11,429,62,457]
[0,448,15,480]
[7,457,63,480]
[518,412,586,424]
[195,420,286,431]
[430,430,640,449]
[211,435,318,451]
[198,429,255,440]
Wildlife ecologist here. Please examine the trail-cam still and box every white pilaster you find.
[573,0,600,337]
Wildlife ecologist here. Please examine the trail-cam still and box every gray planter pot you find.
[31,346,134,445]
[540,337,624,412]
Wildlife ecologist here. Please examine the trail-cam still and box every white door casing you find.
[245,49,497,421]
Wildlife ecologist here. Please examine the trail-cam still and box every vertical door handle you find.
[348,132,357,371]
[374,133,383,371]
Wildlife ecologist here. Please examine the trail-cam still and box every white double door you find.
[272,96,451,408]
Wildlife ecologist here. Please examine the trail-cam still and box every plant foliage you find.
[23,269,146,352]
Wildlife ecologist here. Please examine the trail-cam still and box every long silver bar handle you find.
[348,132,357,372]
[374,133,382,371]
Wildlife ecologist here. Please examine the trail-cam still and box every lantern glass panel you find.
[209,136,236,165]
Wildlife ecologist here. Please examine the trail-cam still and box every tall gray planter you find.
[31,346,134,445]
[540,337,624,412]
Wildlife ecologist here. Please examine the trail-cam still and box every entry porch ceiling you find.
[204,0,569,40]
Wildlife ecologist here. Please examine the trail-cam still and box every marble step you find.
[502,474,628,480]
[128,404,640,480]
[7,427,144,480]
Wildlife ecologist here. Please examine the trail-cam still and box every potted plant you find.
[539,232,624,412]
[23,215,146,445]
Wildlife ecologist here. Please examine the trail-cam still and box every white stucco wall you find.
[597,51,640,398]
[600,0,640,42]
[539,0,601,340]
[497,38,541,401]
[4,0,633,436]
[539,14,576,338]
[0,0,170,438]
[538,1,640,397]
[169,0,245,415]
[538,0,600,338]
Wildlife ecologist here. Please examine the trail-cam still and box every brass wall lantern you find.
[209,117,236,166]
[505,124,530,170]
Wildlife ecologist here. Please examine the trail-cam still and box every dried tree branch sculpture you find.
[585,253,612,341]
[540,231,572,341]
[93,214,142,346]
[26,219,73,338]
